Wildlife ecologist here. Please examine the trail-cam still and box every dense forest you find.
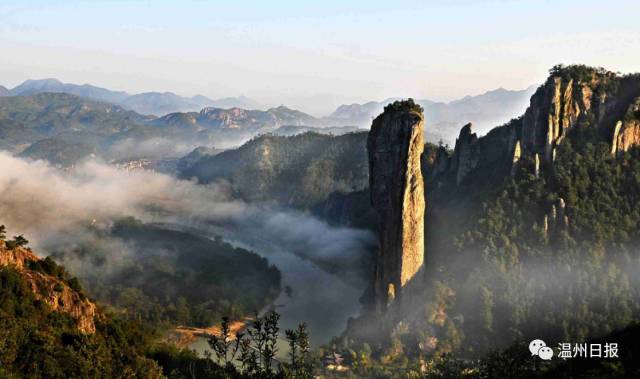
[182,132,370,210]
[50,218,282,329]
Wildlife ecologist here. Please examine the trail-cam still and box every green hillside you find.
[182,131,370,209]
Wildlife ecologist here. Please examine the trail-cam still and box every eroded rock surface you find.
[520,67,640,161]
[0,242,97,333]
[612,97,640,156]
[430,67,640,191]
[367,100,425,310]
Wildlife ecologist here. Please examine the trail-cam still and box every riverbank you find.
[172,317,252,348]
[157,220,367,355]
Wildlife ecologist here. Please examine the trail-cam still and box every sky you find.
[1,0,640,115]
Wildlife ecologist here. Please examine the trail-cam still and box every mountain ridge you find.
[4,78,534,132]
[6,78,263,116]
[326,85,537,143]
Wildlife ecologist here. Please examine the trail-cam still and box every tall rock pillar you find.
[367,100,425,311]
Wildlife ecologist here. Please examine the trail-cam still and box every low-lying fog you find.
[0,152,375,345]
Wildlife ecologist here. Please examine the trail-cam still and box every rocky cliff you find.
[520,66,640,160]
[611,96,640,156]
[429,65,640,189]
[367,99,425,311]
[0,242,97,333]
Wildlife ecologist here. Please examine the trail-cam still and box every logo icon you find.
[529,339,553,360]
[538,346,554,360]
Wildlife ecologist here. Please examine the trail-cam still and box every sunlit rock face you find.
[0,242,97,333]
[522,76,592,160]
[611,97,640,156]
[367,101,425,311]
[520,67,640,160]
[426,67,640,188]
[612,119,640,156]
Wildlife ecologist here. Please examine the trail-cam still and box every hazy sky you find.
[1,0,640,114]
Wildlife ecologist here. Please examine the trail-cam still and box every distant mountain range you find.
[0,92,364,165]
[326,86,538,143]
[0,78,538,165]
[3,78,262,116]
[152,105,322,132]
[2,79,536,144]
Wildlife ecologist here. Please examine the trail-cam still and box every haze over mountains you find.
[328,85,537,143]
[0,78,536,150]
[2,78,263,116]
[0,91,365,166]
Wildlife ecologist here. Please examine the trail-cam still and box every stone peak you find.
[459,122,474,136]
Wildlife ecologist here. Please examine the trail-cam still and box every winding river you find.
[185,223,367,356]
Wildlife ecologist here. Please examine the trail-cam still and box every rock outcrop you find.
[450,123,480,185]
[367,100,425,311]
[522,74,601,160]
[429,121,516,188]
[511,140,522,176]
[429,67,640,191]
[611,97,640,156]
[611,120,640,155]
[520,66,640,161]
[0,242,97,333]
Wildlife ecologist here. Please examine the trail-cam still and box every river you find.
[184,222,368,357]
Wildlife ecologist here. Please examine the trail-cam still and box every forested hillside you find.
[0,226,309,378]
[0,232,163,378]
[182,132,370,209]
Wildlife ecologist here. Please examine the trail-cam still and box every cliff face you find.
[521,67,640,160]
[0,242,97,334]
[612,118,640,155]
[522,76,593,159]
[429,66,640,190]
[367,100,425,310]
[612,97,640,155]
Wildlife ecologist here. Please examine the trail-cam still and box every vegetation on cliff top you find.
[548,64,614,83]
[382,98,424,115]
